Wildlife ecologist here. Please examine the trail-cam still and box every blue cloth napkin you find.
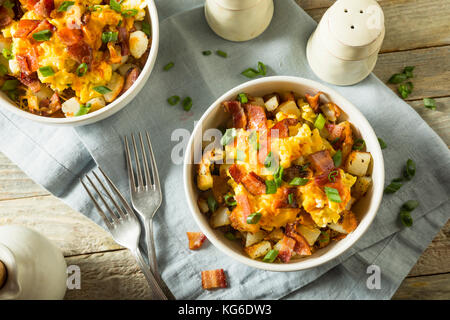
[0,0,449,299]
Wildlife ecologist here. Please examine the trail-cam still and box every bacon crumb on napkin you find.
[186,232,207,250]
[201,269,227,290]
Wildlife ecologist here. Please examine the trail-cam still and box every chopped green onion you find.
[142,22,151,37]
[241,68,260,78]
[246,212,262,224]
[207,196,217,213]
[220,128,236,145]
[262,249,279,263]
[236,149,246,161]
[76,63,88,77]
[289,177,309,186]
[388,73,407,84]
[216,50,227,58]
[384,181,402,194]
[257,62,267,76]
[1,79,19,91]
[353,139,365,150]
[93,86,112,94]
[202,50,212,56]
[32,29,52,41]
[378,137,387,149]
[182,96,192,111]
[117,20,122,27]
[265,180,277,194]
[400,211,413,227]
[402,200,419,212]
[224,232,236,241]
[39,66,54,77]
[264,151,274,168]
[75,103,91,116]
[2,48,13,60]
[274,165,283,187]
[403,66,415,79]
[332,150,342,167]
[101,31,118,43]
[314,113,326,130]
[0,64,8,76]
[122,9,138,17]
[167,95,180,106]
[324,187,341,203]
[224,194,237,207]
[423,98,436,110]
[288,193,293,204]
[57,1,74,12]
[163,62,174,71]
[328,170,338,183]
[398,81,413,99]
[403,158,416,180]
[110,0,122,13]
[392,177,403,183]
[238,93,248,104]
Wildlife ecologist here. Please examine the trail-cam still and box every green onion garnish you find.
[378,137,387,149]
[202,50,212,56]
[1,79,19,91]
[220,128,236,146]
[314,113,326,130]
[167,95,180,106]
[324,187,341,203]
[257,62,267,76]
[423,98,436,110]
[163,62,174,71]
[224,232,236,241]
[388,73,407,84]
[2,48,13,60]
[274,165,284,187]
[236,149,246,162]
[353,139,365,150]
[262,249,279,263]
[246,212,262,224]
[402,200,419,211]
[216,50,227,58]
[110,0,122,13]
[122,9,138,17]
[332,150,342,167]
[75,103,91,116]
[265,180,277,194]
[57,1,74,12]
[93,86,112,94]
[224,194,237,206]
[101,31,118,43]
[289,177,309,186]
[384,181,402,194]
[241,68,260,78]
[238,93,248,104]
[403,66,415,79]
[328,170,338,183]
[207,196,217,213]
[392,177,403,182]
[0,64,8,76]
[32,29,52,41]
[39,66,54,77]
[400,211,413,227]
[142,22,151,37]
[76,63,88,77]
[398,81,413,99]
[182,96,192,111]
[403,158,416,180]
[288,193,293,204]
[264,151,274,168]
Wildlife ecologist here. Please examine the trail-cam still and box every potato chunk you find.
[345,151,371,176]
[244,230,265,247]
[103,72,125,103]
[276,100,301,118]
[244,241,272,259]
[210,207,231,228]
[352,176,372,199]
[264,95,279,112]
[129,30,149,59]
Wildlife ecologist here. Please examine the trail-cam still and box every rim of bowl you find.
[183,76,385,272]
[0,0,159,126]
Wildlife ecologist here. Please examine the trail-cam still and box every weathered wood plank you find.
[303,0,450,53]
[0,196,121,256]
[393,273,450,300]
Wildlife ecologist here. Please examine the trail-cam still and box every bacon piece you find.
[241,172,266,195]
[186,232,207,250]
[326,123,344,141]
[245,104,267,131]
[282,165,311,182]
[305,92,323,112]
[57,27,83,45]
[257,131,270,165]
[314,169,341,187]
[19,72,41,92]
[68,42,93,64]
[223,100,247,129]
[28,19,55,40]
[33,0,54,18]
[14,19,40,38]
[228,164,244,184]
[235,193,251,218]
[201,269,227,290]
[16,48,39,75]
[122,67,140,93]
[49,92,62,113]
[285,223,312,256]
[277,236,296,263]
[118,26,130,56]
[0,7,12,28]
[270,118,299,138]
[341,211,358,233]
[230,193,259,233]
[273,187,297,209]
[308,150,334,174]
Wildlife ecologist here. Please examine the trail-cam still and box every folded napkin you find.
[0,0,449,300]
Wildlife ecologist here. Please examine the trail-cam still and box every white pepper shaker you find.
[306,0,385,86]
[205,0,274,42]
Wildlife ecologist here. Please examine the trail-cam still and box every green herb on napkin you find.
[241,61,268,78]
[399,200,419,227]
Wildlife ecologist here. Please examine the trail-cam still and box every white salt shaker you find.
[306,0,385,86]
[0,225,67,300]
[205,0,274,42]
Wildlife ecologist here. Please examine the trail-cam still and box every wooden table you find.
[0,0,449,299]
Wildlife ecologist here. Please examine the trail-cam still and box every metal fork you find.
[124,132,162,275]
[80,168,167,300]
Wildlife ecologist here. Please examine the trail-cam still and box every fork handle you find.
[145,219,159,274]
[133,248,168,300]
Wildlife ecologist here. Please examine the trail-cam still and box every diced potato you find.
[276,100,301,118]
[118,63,135,76]
[129,30,149,59]
[320,102,338,122]
[249,96,265,107]
[296,225,321,246]
[329,211,358,234]
[281,91,295,102]
[8,59,19,75]
[197,198,209,214]
[61,97,82,117]
[112,55,129,71]
[197,151,214,191]
[103,72,124,103]
[244,240,272,259]
[86,97,106,112]
[345,151,371,177]
[328,222,347,234]
[265,228,284,241]
[264,95,279,112]
[245,230,265,247]
[352,176,372,199]
[210,207,231,228]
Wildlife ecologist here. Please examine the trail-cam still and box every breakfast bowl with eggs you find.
[0,0,158,126]
[184,76,384,272]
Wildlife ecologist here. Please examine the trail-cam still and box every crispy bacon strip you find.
[57,27,83,46]
[14,19,40,38]
[223,100,247,129]
[285,223,312,256]
[118,26,130,56]
[49,92,62,113]
[277,236,296,263]
[235,193,251,218]
[229,193,259,233]
[305,92,323,112]
[241,172,266,195]
[186,232,207,250]
[122,67,140,93]
[308,150,334,174]
[68,42,93,64]
[33,0,55,18]
[19,72,40,92]
[273,187,297,209]
[270,118,299,138]
[28,19,55,40]
[258,131,270,165]
[16,48,39,75]
[0,7,12,28]
[228,164,244,184]
[245,104,267,131]
[201,269,227,290]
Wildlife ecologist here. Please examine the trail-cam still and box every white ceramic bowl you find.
[0,0,159,127]
[184,76,384,272]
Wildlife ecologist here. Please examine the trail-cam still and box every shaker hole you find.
[360,10,364,13]
[351,25,355,29]
[344,9,348,13]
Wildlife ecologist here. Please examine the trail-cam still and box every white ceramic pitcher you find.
[0,225,67,300]
[205,0,274,42]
